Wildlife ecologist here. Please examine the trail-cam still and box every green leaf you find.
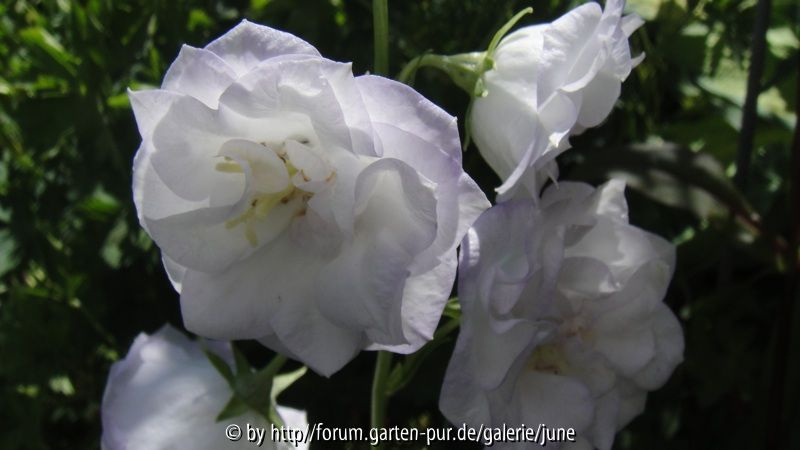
[19,27,79,76]
[0,229,18,278]
[766,26,799,59]
[626,0,665,20]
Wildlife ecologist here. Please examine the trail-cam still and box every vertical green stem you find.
[370,351,392,446]
[370,3,392,444]
[372,0,389,76]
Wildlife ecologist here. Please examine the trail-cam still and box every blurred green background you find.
[0,0,797,448]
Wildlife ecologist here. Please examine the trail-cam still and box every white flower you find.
[130,21,489,376]
[101,325,307,450]
[439,180,683,450]
[471,0,644,198]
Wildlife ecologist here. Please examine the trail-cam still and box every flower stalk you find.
[372,0,389,76]
[370,351,392,447]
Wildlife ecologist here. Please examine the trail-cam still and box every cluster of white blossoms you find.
[105,0,683,448]
[439,1,684,449]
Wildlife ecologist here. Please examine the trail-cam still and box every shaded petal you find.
[622,14,645,38]
[439,321,494,427]
[178,235,318,340]
[632,302,684,389]
[368,123,488,274]
[161,254,187,293]
[368,252,456,353]
[576,70,621,128]
[317,158,438,346]
[150,95,241,201]
[516,372,595,432]
[101,326,269,450]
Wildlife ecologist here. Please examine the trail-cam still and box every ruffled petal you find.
[205,20,320,75]
[162,45,237,107]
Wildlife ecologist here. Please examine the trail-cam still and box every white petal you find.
[471,78,542,183]
[576,70,621,128]
[589,388,620,450]
[162,45,237,108]
[205,20,320,76]
[614,378,647,428]
[439,322,494,427]
[128,89,183,140]
[367,122,488,274]
[179,235,319,340]
[270,285,363,377]
[218,57,365,159]
[317,158,439,347]
[516,372,595,432]
[356,75,461,162]
[368,251,456,353]
[178,235,362,377]
[101,325,271,450]
[622,14,645,38]
[161,254,187,292]
[149,95,241,201]
[590,266,666,377]
[632,302,684,389]
[538,2,603,95]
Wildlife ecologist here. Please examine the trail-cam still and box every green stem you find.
[370,3,391,444]
[263,353,288,375]
[370,351,392,446]
[396,53,484,93]
[372,0,389,76]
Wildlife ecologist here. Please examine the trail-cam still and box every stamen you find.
[215,161,244,173]
[215,139,332,247]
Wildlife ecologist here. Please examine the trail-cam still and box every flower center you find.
[526,312,595,376]
[526,343,569,375]
[215,138,334,247]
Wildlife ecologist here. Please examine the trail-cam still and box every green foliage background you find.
[0,0,798,448]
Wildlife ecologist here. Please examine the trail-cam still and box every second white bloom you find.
[440,180,683,450]
[471,0,644,197]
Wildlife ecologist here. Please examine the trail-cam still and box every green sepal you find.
[216,395,251,422]
[205,347,302,426]
[396,8,533,150]
[204,349,235,388]
[486,7,534,60]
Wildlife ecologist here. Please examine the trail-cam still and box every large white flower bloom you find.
[101,325,307,450]
[130,21,489,376]
[440,180,683,450]
[471,0,644,198]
